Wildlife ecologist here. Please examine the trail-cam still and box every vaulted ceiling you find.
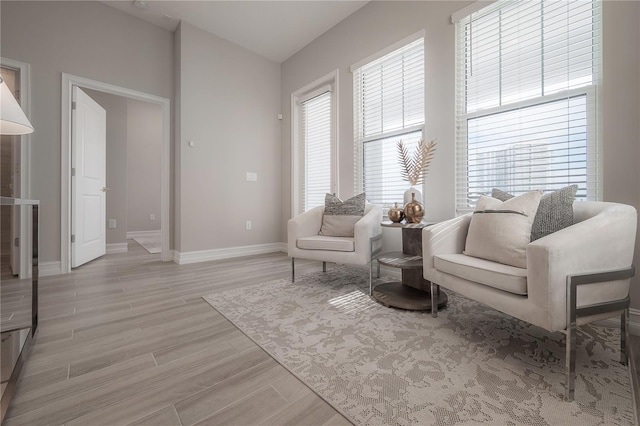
[103,1,369,63]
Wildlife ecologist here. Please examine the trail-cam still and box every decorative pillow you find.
[492,185,578,241]
[319,193,366,237]
[464,191,542,268]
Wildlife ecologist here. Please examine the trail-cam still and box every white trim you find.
[597,308,640,336]
[1,58,33,280]
[39,261,63,277]
[360,124,424,145]
[451,1,497,24]
[126,230,161,239]
[106,243,128,254]
[61,73,171,274]
[173,243,287,265]
[350,30,424,73]
[297,84,333,105]
[290,69,339,218]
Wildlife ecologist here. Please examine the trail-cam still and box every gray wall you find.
[281,0,471,260]
[281,1,640,307]
[127,98,162,233]
[176,22,281,252]
[0,1,174,263]
[281,1,466,232]
[83,89,128,245]
[602,1,640,308]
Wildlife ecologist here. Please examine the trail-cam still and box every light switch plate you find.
[108,219,116,229]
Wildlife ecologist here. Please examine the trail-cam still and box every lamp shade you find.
[0,76,33,135]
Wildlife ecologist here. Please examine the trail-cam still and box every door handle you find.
[101,187,110,192]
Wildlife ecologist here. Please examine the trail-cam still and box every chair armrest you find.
[287,206,324,254]
[354,204,383,256]
[526,203,637,330]
[422,214,472,279]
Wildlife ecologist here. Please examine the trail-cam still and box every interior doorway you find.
[79,87,163,265]
[60,74,171,273]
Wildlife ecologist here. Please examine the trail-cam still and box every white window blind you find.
[354,37,424,206]
[455,0,601,212]
[300,90,332,211]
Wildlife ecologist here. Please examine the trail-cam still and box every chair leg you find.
[376,260,380,278]
[621,308,629,365]
[369,260,373,296]
[291,258,295,283]
[430,282,439,318]
[565,322,576,401]
[322,261,326,273]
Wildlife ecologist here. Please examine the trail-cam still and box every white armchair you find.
[423,201,637,400]
[288,204,383,282]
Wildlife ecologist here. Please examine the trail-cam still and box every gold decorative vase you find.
[404,192,424,223]
[388,202,404,223]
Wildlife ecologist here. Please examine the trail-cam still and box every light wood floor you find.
[3,241,351,426]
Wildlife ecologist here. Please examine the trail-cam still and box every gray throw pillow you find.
[319,193,366,237]
[491,185,578,241]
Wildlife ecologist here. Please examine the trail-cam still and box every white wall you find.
[175,22,282,253]
[127,98,162,234]
[281,1,640,307]
[83,89,128,245]
[0,1,174,263]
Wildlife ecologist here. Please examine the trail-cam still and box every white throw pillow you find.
[464,191,542,268]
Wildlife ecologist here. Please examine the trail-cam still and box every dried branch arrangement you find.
[397,138,437,186]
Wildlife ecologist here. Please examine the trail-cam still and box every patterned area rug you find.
[132,235,161,254]
[203,266,635,425]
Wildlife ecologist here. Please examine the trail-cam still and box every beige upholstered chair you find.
[423,201,637,400]
[288,204,383,283]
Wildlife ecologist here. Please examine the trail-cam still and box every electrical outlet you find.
[245,172,258,182]
[245,220,252,230]
[108,219,116,229]
[150,214,155,221]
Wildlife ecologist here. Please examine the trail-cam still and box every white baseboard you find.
[595,308,640,336]
[106,243,128,254]
[174,242,287,265]
[39,261,63,277]
[127,230,161,239]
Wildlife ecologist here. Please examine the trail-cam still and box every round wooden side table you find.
[372,221,448,311]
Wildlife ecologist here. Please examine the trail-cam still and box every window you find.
[353,35,425,206]
[292,72,337,215]
[301,91,332,211]
[454,0,602,212]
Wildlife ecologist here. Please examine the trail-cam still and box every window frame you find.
[453,0,602,214]
[290,70,338,216]
[352,31,426,205]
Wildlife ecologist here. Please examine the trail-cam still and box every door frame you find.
[1,57,32,279]
[61,73,171,273]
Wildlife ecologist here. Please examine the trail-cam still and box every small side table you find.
[372,221,447,311]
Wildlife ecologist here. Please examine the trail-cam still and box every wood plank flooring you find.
[5,241,640,425]
[3,241,351,426]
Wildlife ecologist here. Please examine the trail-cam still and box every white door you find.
[72,86,106,268]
